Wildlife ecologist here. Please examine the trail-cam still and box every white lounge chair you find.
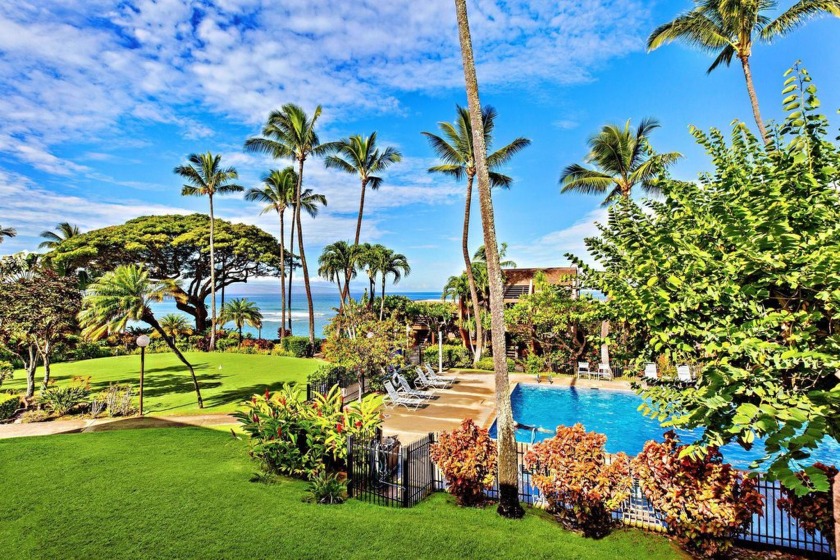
[424,363,456,383]
[394,374,435,399]
[644,363,658,382]
[384,380,424,409]
[677,365,694,384]
[576,361,591,379]
[415,367,450,389]
[596,363,613,381]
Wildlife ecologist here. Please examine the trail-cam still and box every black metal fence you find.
[306,375,370,403]
[347,433,437,508]
[346,433,834,558]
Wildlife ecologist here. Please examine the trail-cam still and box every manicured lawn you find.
[0,428,686,560]
[5,353,324,415]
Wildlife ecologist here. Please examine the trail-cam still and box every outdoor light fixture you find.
[136,335,150,416]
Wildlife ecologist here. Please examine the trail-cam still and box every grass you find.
[0,427,687,560]
[5,352,324,415]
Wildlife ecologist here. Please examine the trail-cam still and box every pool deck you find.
[381,370,635,444]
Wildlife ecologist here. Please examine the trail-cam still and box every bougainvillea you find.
[777,462,837,544]
[234,384,382,477]
[430,418,497,507]
[524,424,632,537]
[631,431,764,557]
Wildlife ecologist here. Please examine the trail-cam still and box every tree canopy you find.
[45,214,281,332]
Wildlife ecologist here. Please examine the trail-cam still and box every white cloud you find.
[511,207,608,267]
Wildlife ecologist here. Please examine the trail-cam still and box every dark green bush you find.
[282,336,321,358]
[307,364,348,385]
[0,393,20,420]
[71,342,109,361]
[474,357,515,372]
[424,344,471,368]
[0,361,12,387]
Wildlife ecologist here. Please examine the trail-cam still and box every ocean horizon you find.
[150,290,443,339]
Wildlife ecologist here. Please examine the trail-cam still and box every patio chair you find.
[677,365,694,385]
[596,363,613,381]
[415,366,450,389]
[424,363,457,383]
[577,361,591,379]
[393,373,435,399]
[383,380,424,410]
[643,363,658,383]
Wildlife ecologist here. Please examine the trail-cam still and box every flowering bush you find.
[235,384,382,478]
[631,431,763,557]
[777,463,837,543]
[525,424,631,537]
[430,418,497,507]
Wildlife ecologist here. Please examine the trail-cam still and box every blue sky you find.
[1,0,839,292]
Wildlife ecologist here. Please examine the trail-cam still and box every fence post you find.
[306,383,311,402]
[347,435,354,498]
[402,445,410,508]
[428,432,436,490]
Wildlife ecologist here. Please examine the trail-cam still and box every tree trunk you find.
[288,201,297,335]
[380,274,387,320]
[40,341,51,390]
[238,325,243,346]
[279,210,286,341]
[739,54,769,144]
[454,0,523,519]
[462,173,484,365]
[833,471,840,555]
[295,158,316,345]
[147,315,203,408]
[600,320,610,366]
[209,194,217,351]
[25,346,38,399]
[355,178,367,245]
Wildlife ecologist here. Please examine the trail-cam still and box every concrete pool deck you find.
[381,370,636,443]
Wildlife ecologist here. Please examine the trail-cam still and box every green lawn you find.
[0,428,686,560]
[6,353,323,415]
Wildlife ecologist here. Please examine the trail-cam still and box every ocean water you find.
[490,384,840,471]
[150,290,442,339]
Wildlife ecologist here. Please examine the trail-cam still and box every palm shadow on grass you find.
[201,380,303,410]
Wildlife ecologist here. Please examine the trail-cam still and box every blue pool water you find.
[490,384,840,470]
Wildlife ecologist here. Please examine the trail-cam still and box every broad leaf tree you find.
[571,67,840,493]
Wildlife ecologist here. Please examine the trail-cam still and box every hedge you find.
[0,393,20,421]
[474,357,515,372]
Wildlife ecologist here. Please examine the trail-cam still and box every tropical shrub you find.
[525,424,632,537]
[71,341,109,361]
[631,431,764,557]
[307,364,349,386]
[430,418,497,507]
[103,384,135,417]
[241,338,274,351]
[305,471,348,505]
[0,393,20,420]
[424,344,470,369]
[282,336,315,358]
[523,353,545,376]
[235,384,382,477]
[39,377,91,416]
[20,409,50,423]
[777,462,837,543]
[474,357,515,372]
[0,361,13,387]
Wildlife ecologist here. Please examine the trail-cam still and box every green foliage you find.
[19,409,50,423]
[307,364,349,385]
[0,361,12,387]
[525,424,632,538]
[305,471,348,505]
[282,336,316,358]
[234,384,383,477]
[0,393,20,420]
[777,463,837,543]
[474,357,515,372]
[523,353,545,376]
[430,418,497,507]
[631,431,764,557]
[572,67,840,491]
[39,377,91,416]
[71,342,110,361]
[423,344,470,368]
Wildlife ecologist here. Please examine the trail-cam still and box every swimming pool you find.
[489,384,840,470]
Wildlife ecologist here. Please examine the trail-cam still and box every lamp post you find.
[136,335,150,416]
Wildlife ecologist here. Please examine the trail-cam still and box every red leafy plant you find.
[524,423,632,538]
[631,431,764,558]
[430,418,497,507]
[777,462,837,545]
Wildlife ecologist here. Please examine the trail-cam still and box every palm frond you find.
[762,0,840,39]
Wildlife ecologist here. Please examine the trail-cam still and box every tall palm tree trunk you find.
[208,195,217,351]
[287,203,297,335]
[454,0,523,519]
[147,315,203,408]
[739,55,769,144]
[279,211,287,341]
[380,274,387,320]
[295,158,316,346]
[354,179,367,245]
[462,174,484,364]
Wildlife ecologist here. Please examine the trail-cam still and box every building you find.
[502,267,578,303]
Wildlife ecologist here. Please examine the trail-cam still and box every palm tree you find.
[648,0,840,144]
[559,119,681,205]
[78,265,203,408]
[424,105,530,364]
[0,224,16,244]
[355,243,381,307]
[318,241,358,303]
[245,104,329,346]
[174,152,244,351]
[454,0,523,519]
[286,188,327,332]
[220,298,263,345]
[375,249,411,320]
[159,314,193,343]
[38,222,80,250]
[245,167,297,341]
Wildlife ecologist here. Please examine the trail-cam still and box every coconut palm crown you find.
[39,222,80,250]
[220,298,263,345]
